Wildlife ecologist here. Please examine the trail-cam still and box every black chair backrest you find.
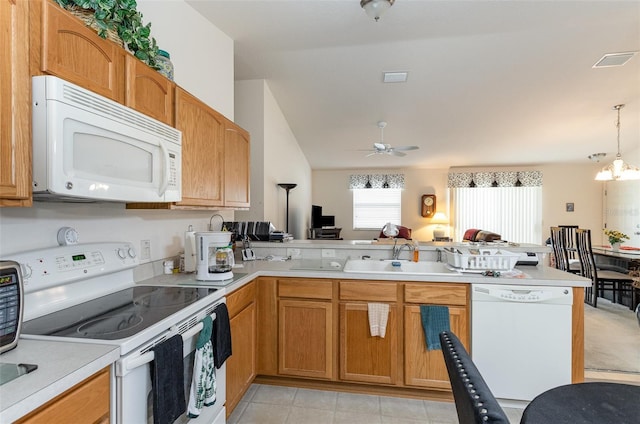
[559,225,578,260]
[550,227,569,271]
[439,331,511,424]
[575,228,598,283]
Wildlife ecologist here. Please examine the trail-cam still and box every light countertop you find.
[0,340,120,423]
[141,258,591,292]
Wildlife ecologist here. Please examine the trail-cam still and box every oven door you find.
[115,307,226,424]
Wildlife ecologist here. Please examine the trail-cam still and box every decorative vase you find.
[611,242,621,252]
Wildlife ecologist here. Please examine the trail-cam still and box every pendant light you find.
[595,104,640,181]
[360,0,395,22]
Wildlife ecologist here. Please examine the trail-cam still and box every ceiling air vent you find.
[383,71,408,83]
[592,52,637,68]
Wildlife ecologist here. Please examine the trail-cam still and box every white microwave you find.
[32,75,182,202]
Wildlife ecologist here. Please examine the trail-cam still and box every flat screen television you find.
[321,215,335,227]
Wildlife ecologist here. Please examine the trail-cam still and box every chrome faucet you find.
[392,241,414,260]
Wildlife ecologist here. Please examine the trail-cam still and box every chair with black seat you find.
[439,331,511,424]
[575,229,633,308]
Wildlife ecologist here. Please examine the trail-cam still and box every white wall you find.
[0,0,235,259]
[235,80,312,240]
[136,0,234,118]
[312,163,606,245]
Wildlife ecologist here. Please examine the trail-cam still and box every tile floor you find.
[228,384,525,424]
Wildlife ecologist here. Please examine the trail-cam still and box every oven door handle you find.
[117,311,216,376]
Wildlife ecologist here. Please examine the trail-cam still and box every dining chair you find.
[558,225,581,273]
[575,229,633,308]
[439,331,510,424]
[550,227,570,272]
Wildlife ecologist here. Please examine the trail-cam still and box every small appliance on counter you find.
[0,261,23,354]
[196,232,234,281]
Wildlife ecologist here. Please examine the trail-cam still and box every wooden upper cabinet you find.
[223,119,250,208]
[38,0,125,103]
[125,56,174,126]
[1,0,32,207]
[174,87,225,208]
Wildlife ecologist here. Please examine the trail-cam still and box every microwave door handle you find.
[158,141,170,197]
[117,311,217,376]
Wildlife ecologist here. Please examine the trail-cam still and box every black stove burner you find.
[22,286,218,341]
[76,313,144,337]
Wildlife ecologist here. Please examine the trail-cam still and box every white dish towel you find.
[368,303,390,338]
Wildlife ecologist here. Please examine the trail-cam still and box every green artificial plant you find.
[54,0,159,68]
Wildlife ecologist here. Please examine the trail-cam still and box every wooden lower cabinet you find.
[278,298,334,379]
[226,281,257,416]
[16,367,110,424]
[403,281,469,390]
[339,302,398,385]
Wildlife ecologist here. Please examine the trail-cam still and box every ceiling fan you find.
[364,121,419,157]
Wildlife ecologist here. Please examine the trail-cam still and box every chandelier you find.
[595,104,640,181]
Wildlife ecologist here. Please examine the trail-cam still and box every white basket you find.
[444,248,519,271]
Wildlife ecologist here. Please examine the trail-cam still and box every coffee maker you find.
[195,231,234,281]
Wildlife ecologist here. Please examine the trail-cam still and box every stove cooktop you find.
[21,286,218,341]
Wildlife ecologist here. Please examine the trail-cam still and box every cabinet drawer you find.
[17,367,110,423]
[339,281,397,302]
[227,280,256,318]
[278,279,333,300]
[404,283,467,306]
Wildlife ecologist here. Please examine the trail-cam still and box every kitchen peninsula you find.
[2,243,589,422]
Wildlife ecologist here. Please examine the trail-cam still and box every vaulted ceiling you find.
[188,0,640,170]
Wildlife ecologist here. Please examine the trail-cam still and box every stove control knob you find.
[127,248,137,259]
[21,263,32,279]
[117,248,127,259]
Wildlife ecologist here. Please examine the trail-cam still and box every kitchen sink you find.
[343,259,461,276]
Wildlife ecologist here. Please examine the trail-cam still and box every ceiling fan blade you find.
[365,152,378,157]
[393,145,419,151]
[389,151,407,157]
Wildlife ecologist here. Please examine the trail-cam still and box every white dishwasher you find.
[471,284,573,402]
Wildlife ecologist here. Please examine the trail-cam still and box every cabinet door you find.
[125,56,175,126]
[0,0,32,206]
[175,87,225,207]
[279,299,333,379]
[404,305,469,389]
[339,302,398,385]
[40,0,125,102]
[226,301,256,416]
[223,120,250,208]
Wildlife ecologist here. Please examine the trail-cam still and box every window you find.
[451,186,542,243]
[353,188,401,230]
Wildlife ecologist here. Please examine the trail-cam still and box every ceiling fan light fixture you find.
[360,0,395,22]
[594,104,640,181]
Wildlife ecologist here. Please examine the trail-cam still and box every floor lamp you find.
[278,183,297,233]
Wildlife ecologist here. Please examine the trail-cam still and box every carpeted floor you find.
[584,298,640,374]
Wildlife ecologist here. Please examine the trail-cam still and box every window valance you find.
[349,174,405,189]
[447,171,542,188]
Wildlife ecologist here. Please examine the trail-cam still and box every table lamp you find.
[431,212,449,239]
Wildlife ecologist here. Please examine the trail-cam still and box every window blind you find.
[353,189,402,230]
[452,186,542,243]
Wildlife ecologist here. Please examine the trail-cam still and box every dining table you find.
[520,382,640,424]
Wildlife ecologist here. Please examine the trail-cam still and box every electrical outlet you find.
[287,248,302,259]
[321,249,336,258]
[141,240,151,260]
